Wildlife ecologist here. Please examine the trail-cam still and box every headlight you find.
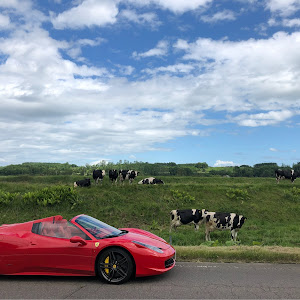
[132,241,164,253]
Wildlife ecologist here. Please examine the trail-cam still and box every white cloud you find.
[0,0,46,30]
[132,40,169,59]
[119,9,161,28]
[51,0,119,29]
[0,14,10,29]
[0,0,30,10]
[90,159,110,166]
[64,37,106,61]
[213,160,238,167]
[282,18,300,27]
[269,148,278,152]
[268,17,300,27]
[201,10,236,23]
[144,63,195,75]
[266,0,300,17]
[232,110,295,127]
[173,32,300,113]
[125,0,213,14]
[114,64,135,76]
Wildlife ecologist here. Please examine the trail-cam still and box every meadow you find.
[1,175,299,250]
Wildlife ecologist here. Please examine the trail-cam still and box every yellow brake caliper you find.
[104,256,109,274]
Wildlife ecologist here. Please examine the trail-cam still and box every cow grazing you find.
[74,178,91,188]
[275,169,298,184]
[119,170,139,184]
[92,169,105,184]
[170,209,207,232]
[204,212,246,241]
[128,170,139,184]
[138,177,165,185]
[119,169,129,184]
[109,169,118,184]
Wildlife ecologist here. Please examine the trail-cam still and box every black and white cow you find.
[119,170,139,184]
[138,177,165,185]
[204,212,246,241]
[275,169,298,184]
[128,170,139,184]
[109,169,118,184]
[74,178,91,187]
[170,209,207,232]
[119,169,129,184]
[92,169,105,184]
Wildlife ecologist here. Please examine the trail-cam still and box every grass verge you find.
[175,245,300,264]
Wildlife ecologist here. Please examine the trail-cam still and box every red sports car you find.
[0,214,175,284]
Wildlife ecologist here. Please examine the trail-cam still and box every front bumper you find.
[134,246,176,277]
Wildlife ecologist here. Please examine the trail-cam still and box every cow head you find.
[240,216,247,226]
[199,209,208,222]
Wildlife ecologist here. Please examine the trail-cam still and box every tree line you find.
[0,161,299,178]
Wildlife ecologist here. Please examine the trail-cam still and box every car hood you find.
[119,228,170,250]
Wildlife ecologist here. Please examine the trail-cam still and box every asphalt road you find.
[0,262,299,299]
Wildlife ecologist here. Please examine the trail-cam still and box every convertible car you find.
[0,214,175,284]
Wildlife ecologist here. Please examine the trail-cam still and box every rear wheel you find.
[97,247,134,284]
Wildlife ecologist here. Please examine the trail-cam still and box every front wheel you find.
[97,247,134,284]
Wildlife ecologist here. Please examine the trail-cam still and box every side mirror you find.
[70,236,87,246]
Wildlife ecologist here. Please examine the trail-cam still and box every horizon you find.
[0,160,297,169]
[0,1,300,168]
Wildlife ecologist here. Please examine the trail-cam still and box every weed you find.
[201,240,220,247]
[226,188,250,202]
[171,189,195,204]
[23,186,79,207]
[284,187,300,202]
[0,190,19,205]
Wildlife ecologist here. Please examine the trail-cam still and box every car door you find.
[27,222,96,275]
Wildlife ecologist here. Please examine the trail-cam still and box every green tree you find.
[195,162,208,171]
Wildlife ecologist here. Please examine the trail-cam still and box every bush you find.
[22,186,79,207]
[0,190,19,205]
[226,188,250,202]
[284,187,300,202]
[201,240,220,247]
[171,190,195,204]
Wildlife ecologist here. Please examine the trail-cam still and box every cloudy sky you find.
[0,0,300,167]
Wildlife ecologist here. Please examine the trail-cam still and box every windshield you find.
[75,215,123,239]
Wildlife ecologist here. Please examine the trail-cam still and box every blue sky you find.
[0,0,300,167]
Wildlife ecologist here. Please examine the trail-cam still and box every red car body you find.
[0,215,175,283]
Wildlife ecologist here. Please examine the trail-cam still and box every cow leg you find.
[169,223,177,233]
[205,228,211,241]
[230,229,237,241]
[194,223,199,231]
[234,231,238,241]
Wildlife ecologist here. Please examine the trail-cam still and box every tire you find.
[97,247,134,284]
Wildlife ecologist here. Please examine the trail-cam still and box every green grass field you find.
[1,175,299,249]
